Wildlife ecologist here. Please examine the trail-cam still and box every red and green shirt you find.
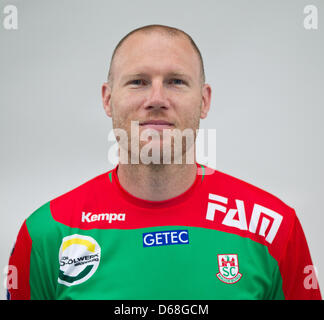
[7,163,322,299]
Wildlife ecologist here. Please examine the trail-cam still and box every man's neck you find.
[117,162,197,201]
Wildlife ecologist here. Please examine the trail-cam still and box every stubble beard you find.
[111,106,201,167]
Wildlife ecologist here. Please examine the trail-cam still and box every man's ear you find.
[102,82,112,117]
[200,84,212,119]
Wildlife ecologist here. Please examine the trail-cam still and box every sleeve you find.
[6,220,32,300]
[7,202,58,300]
[278,214,322,300]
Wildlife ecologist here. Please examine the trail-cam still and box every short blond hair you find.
[107,24,205,85]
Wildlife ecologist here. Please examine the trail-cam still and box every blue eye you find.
[130,79,145,85]
[171,79,185,85]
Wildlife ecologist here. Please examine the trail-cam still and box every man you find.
[7,24,322,300]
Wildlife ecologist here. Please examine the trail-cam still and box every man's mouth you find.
[139,120,174,131]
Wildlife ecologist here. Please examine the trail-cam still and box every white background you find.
[0,0,323,299]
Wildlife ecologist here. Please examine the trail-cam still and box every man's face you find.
[102,31,211,163]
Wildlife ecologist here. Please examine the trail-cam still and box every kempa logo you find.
[58,234,101,287]
[81,211,126,223]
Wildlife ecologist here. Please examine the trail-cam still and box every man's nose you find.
[143,80,169,111]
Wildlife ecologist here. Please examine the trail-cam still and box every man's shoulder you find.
[200,164,297,258]
[26,169,114,230]
[51,169,113,206]
[201,164,295,214]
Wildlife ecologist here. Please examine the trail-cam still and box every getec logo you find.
[143,229,189,248]
[58,234,101,287]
